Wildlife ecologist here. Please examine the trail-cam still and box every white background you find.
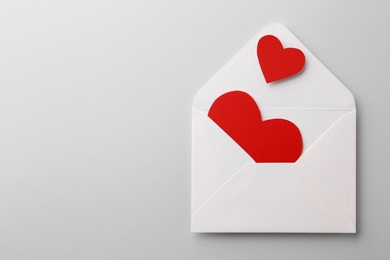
[0,0,389,259]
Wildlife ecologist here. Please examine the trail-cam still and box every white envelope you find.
[191,23,356,233]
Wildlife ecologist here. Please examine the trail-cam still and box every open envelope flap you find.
[191,110,356,233]
[192,23,355,111]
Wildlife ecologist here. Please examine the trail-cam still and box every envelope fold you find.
[191,162,355,233]
[191,109,253,218]
[297,110,356,227]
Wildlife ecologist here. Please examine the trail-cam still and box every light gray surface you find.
[0,0,389,259]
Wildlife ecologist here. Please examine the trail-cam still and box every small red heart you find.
[257,35,305,83]
[208,91,302,162]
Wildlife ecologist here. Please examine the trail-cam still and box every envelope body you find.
[191,24,356,233]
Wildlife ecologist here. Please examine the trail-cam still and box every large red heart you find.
[257,35,305,83]
[208,91,302,162]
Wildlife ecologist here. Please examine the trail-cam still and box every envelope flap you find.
[192,163,355,233]
[297,110,356,225]
[192,109,253,218]
[193,23,355,111]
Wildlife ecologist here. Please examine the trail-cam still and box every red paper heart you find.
[208,91,302,162]
[257,35,305,83]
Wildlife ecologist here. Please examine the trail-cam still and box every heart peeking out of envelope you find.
[208,91,303,163]
[192,23,356,233]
